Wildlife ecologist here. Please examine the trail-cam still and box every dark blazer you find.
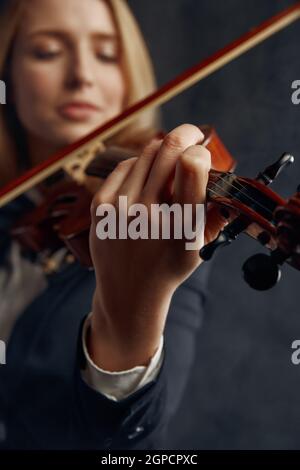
[0,195,210,450]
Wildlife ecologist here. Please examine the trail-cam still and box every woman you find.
[0,0,225,450]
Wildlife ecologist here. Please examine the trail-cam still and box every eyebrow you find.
[27,30,118,41]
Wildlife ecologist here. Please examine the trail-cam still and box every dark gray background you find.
[128,0,300,449]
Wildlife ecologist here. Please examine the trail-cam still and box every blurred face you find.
[10,0,126,154]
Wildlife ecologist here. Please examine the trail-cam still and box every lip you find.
[58,101,101,121]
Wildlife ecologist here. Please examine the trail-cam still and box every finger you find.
[143,124,204,199]
[171,145,210,249]
[173,145,211,206]
[204,205,230,245]
[91,157,138,211]
[118,138,162,203]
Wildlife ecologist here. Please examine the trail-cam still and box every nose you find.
[65,46,95,90]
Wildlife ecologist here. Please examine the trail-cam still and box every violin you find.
[10,125,299,290]
[10,125,234,268]
[2,3,300,290]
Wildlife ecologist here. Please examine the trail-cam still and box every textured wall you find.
[128,0,300,449]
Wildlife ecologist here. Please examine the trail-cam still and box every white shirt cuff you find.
[81,313,164,401]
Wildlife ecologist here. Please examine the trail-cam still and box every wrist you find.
[89,289,173,371]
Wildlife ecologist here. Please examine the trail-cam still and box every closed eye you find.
[32,50,62,60]
[96,52,119,63]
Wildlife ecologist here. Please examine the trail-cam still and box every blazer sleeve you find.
[1,257,211,450]
[73,261,211,450]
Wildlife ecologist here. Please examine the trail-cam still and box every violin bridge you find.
[63,141,106,185]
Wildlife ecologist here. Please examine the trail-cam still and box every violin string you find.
[207,178,274,218]
[208,174,274,217]
[206,184,265,221]
[209,179,273,217]
[220,177,275,216]
[216,173,269,206]
[211,173,272,213]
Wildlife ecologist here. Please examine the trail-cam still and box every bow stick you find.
[0,2,300,208]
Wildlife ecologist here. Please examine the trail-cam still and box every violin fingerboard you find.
[85,146,137,179]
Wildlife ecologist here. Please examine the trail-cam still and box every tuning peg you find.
[256,153,294,186]
[242,248,289,290]
[242,254,281,290]
[200,215,250,261]
[200,231,231,261]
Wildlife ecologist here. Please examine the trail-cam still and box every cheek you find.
[99,67,126,112]
[12,62,61,124]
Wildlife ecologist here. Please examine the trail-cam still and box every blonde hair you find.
[0,0,160,186]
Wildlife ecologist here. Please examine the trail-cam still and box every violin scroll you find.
[241,189,300,290]
[201,153,298,290]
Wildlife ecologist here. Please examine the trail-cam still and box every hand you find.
[88,124,227,370]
